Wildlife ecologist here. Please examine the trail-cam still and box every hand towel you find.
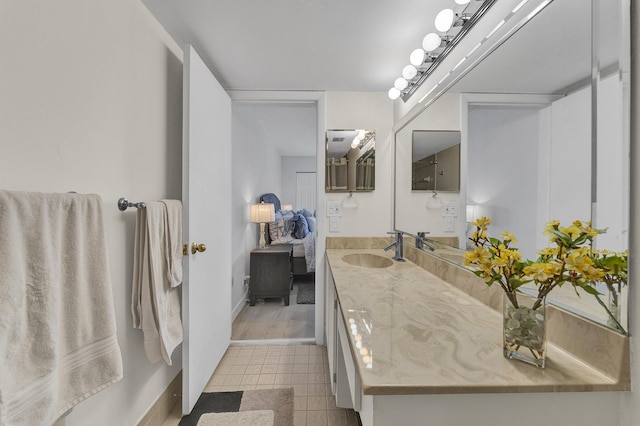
[131,201,183,365]
[0,190,123,426]
[160,200,183,288]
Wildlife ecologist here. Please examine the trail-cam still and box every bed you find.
[260,193,316,275]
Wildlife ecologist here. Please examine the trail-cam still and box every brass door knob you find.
[191,243,207,255]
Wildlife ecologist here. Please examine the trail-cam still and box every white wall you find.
[324,92,394,236]
[0,1,183,424]
[281,155,316,210]
[230,104,283,315]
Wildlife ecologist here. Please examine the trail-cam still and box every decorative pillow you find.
[268,217,284,242]
[291,213,309,239]
[306,216,317,233]
[300,208,314,219]
[260,193,281,212]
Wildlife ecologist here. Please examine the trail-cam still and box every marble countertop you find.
[326,248,622,395]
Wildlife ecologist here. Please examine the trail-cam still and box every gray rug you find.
[179,388,293,426]
[296,282,315,304]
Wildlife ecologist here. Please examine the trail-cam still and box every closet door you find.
[296,172,316,210]
[182,45,231,415]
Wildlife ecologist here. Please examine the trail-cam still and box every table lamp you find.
[250,202,275,249]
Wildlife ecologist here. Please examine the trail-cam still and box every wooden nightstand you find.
[249,244,293,306]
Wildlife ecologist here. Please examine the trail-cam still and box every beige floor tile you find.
[280,355,295,364]
[261,364,279,374]
[293,410,308,426]
[308,383,326,396]
[228,365,248,375]
[325,395,338,410]
[327,409,349,426]
[240,374,259,385]
[294,396,308,411]
[293,363,310,374]
[307,410,328,426]
[295,346,311,356]
[294,355,310,364]
[258,374,276,385]
[308,373,326,384]
[233,356,251,366]
[277,363,294,374]
[309,363,325,373]
[281,346,297,356]
[307,395,326,411]
[255,384,274,390]
[264,355,280,364]
[249,355,266,364]
[207,374,227,386]
[346,410,359,426]
[223,375,242,385]
[244,364,262,375]
[274,373,293,385]
[293,383,309,396]
[161,411,181,426]
[292,373,309,384]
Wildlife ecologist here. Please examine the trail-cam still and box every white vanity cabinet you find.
[325,260,361,411]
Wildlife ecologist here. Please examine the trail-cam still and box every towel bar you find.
[118,197,146,211]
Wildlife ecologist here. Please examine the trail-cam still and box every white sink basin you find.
[341,253,393,268]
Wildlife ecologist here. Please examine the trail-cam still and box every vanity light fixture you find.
[388,0,497,101]
[390,0,554,103]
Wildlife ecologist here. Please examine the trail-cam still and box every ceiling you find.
[141,0,617,157]
[142,0,454,92]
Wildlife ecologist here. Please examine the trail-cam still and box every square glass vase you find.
[503,293,547,368]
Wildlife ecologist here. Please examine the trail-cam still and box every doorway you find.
[229,94,323,343]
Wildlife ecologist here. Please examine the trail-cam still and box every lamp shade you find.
[250,203,275,223]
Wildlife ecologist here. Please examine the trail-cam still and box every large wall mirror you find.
[326,129,375,192]
[393,0,630,333]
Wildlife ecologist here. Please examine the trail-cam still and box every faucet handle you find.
[417,231,430,239]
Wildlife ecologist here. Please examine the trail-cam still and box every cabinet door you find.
[325,260,337,394]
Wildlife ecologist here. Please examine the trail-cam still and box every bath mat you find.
[197,410,274,426]
[179,388,293,426]
[296,282,315,304]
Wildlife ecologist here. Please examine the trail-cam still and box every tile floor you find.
[162,344,360,426]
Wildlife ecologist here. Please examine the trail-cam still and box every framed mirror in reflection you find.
[412,130,460,192]
[325,129,375,192]
[393,0,629,333]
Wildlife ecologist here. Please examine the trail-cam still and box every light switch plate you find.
[443,203,458,217]
[327,201,342,217]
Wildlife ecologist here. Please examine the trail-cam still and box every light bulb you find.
[388,87,401,100]
[422,33,441,52]
[357,129,366,140]
[409,48,425,66]
[402,64,417,80]
[455,0,471,4]
[435,8,455,32]
[394,77,408,91]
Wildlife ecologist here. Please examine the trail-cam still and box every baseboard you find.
[232,288,249,321]
[230,338,316,346]
[137,370,182,426]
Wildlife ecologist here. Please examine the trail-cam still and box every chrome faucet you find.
[416,231,436,252]
[384,231,406,262]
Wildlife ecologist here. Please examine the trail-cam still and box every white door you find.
[296,172,316,211]
[182,45,231,414]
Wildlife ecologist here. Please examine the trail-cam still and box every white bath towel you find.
[131,201,183,365]
[160,200,183,288]
[0,190,123,426]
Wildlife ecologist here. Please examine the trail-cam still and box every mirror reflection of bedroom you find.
[231,100,317,342]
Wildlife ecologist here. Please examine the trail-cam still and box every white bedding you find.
[271,230,316,272]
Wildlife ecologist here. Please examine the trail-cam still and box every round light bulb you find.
[394,77,408,91]
[455,0,471,4]
[422,33,442,52]
[409,48,426,66]
[388,87,401,100]
[357,129,366,140]
[435,8,455,32]
[402,64,417,80]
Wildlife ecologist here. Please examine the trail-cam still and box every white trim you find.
[231,288,249,322]
[229,338,316,346]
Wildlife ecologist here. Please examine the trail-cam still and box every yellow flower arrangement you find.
[464,217,628,333]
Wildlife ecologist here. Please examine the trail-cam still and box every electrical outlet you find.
[330,217,340,232]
